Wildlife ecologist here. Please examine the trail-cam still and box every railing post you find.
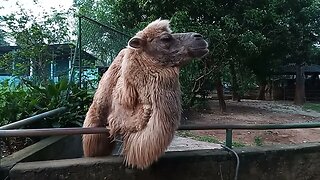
[226,129,233,148]
[78,15,82,88]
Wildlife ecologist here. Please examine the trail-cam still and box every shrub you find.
[0,78,93,128]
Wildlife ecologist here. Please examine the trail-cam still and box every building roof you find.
[0,46,18,55]
[276,64,320,75]
[0,43,97,62]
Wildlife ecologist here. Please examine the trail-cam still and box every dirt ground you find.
[183,100,320,146]
[2,100,320,158]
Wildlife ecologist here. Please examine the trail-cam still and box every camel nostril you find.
[192,33,203,39]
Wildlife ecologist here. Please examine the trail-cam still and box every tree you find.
[0,6,8,46]
[273,0,320,105]
[0,2,73,84]
[0,29,9,46]
[236,1,285,100]
[75,0,320,108]
[76,0,230,111]
[0,11,9,46]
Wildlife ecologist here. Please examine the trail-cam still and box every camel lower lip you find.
[190,47,208,51]
[189,48,209,58]
[191,48,209,54]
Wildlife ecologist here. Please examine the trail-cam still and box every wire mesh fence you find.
[0,15,133,158]
[74,15,131,89]
[0,15,132,130]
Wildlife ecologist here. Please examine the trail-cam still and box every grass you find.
[254,136,264,146]
[177,130,246,148]
[303,103,320,113]
[177,131,220,143]
[232,141,246,148]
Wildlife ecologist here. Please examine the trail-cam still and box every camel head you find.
[127,19,209,67]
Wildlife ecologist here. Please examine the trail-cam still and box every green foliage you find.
[76,0,131,67]
[180,59,214,108]
[232,141,246,148]
[303,103,320,113]
[177,131,220,144]
[177,130,246,147]
[0,3,74,84]
[254,136,264,146]
[79,17,130,67]
[0,29,9,46]
[0,78,92,128]
[0,3,94,128]
[310,45,320,64]
[75,0,320,106]
[274,0,320,65]
[0,79,33,126]
[0,13,8,46]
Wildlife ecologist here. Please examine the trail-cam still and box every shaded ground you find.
[182,100,320,146]
[1,137,34,158]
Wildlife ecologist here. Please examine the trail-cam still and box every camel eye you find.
[160,35,172,42]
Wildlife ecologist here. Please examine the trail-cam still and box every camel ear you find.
[128,37,143,49]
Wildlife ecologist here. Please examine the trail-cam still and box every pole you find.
[225,129,233,148]
[78,16,82,88]
[0,107,67,130]
[0,127,106,137]
[2,122,320,137]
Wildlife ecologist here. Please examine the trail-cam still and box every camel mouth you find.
[189,47,209,58]
[189,39,209,56]
[190,47,209,51]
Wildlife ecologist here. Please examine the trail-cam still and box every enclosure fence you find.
[1,107,320,148]
[1,15,320,149]
[2,15,320,180]
[74,15,131,88]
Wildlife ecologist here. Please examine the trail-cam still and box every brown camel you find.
[82,19,208,169]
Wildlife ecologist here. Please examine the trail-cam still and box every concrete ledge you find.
[9,142,320,180]
[167,136,221,151]
[0,135,82,180]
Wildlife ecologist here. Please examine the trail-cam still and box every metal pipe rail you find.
[0,127,106,137]
[179,122,320,130]
[0,107,67,130]
[1,122,320,148]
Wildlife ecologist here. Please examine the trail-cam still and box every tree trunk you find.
[230,61,241,101]
[188,93,196,108]
[215,78,226,113]
[294,64,306,105]
[257,79,267,100]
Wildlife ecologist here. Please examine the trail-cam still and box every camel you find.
[82,19,208,169]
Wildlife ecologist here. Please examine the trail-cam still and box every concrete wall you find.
[7,142,320,180]
[0,135,82,180]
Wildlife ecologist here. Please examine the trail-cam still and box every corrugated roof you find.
[276,64,320,74]
[0,43,97,62]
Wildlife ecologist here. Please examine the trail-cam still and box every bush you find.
[0,78,93,128]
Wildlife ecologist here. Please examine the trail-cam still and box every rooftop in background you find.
[0,43,97,62]
[275,64,320,75]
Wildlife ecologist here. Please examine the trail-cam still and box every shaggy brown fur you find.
[83,19,208,169]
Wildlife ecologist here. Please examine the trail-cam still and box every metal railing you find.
[1,117,320,148]
[75,15,131,88]
[1,15,320,149]
[0,107,67,130]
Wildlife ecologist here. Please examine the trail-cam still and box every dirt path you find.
[183,100,320,146]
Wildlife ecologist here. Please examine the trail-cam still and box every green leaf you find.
[47,83,58,97]
[58,79,68,91]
